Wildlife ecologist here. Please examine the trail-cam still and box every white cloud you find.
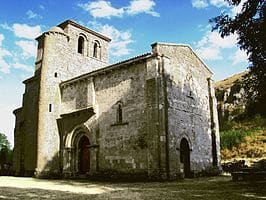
[195,28,238,61]
[0,48,11,73]
[0,22,12,31]
[196,46,222,60]
[79,1,124,19]
[192,0,208,8]
[90,22,133,57]
[192,0,229,8]
[26,10,42,19]
[0,34,12,73]
[13,23,42,39]
[209,0,228,7]
[99,24,133,56]
[192,0,245,15]
[13,62,33,73]
[15,40,37,58]
[231,49,248,65]
[126,0,159,17]
[197,31,237,49]
[230,0,247,16]
[79,0,159,18]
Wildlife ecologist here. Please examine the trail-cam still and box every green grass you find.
[220,129,254,150]
[220,115,266,150]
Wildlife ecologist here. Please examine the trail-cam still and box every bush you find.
[220,129,253,150]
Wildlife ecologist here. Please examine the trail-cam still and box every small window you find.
[111,101,128,126]
[49,104,52,112]
[78,36,84,54]
[93,42,98,58]
[117,103,123,123]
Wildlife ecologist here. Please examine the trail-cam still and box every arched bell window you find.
[78,36,85,54]
[93,43,98,58]
[93,40,100,58]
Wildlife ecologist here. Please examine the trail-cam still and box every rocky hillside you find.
[214,71,248,124]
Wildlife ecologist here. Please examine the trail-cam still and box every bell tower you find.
[34,20,111,176]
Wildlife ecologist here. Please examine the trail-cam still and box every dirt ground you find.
[0,176,265,200]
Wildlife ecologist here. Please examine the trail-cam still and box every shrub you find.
[220,129,253,150]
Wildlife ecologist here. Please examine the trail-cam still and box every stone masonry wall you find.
[60,23,109,80]
[34,22,110,176]
[13,77,39,176]
[22,78,39,175]
[59,56,167,178]
[13,108,24,175]
[153,43,220,176]
[94,62,148,175]
[35,32,69,175]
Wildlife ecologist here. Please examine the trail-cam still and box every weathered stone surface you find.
[13,20,220,180]
[214,71,247,123]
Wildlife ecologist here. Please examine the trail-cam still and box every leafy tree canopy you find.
[0,132,11,150]
[211,0,266,116]
[0,133,12,165]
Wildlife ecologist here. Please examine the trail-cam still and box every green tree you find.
[0,133,12,165]
[210,0,266,116]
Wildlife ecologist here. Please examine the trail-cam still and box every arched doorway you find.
[78,136,90,174]
[180,138,191,178]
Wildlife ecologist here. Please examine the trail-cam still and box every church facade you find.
[13,20,220,180]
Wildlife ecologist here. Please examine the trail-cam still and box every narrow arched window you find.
[78,36,84,54]
[117,104,123,123]
[93,42,98,58]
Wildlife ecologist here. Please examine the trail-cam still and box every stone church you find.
[13,20,220,180]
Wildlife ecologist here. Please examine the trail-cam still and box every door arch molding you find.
[63,124,93,174]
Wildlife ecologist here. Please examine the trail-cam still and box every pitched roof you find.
[60,53,152,86]
[151,42,213,74]
[58,19,111,42]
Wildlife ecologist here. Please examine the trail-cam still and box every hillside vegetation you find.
[215,72,266,164]
[220,115,266,163]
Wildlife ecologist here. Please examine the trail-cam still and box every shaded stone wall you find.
[13,108,24,175]
[152,43,220,177]
[22,78,39,175]
[60,78,94,114]
[13,77,39,176]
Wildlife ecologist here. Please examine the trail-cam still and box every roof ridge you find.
[108,53,151,67]
[58,19,111,42]
[60,52,152,86]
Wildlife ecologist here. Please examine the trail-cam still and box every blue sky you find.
[0,0,249,145]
